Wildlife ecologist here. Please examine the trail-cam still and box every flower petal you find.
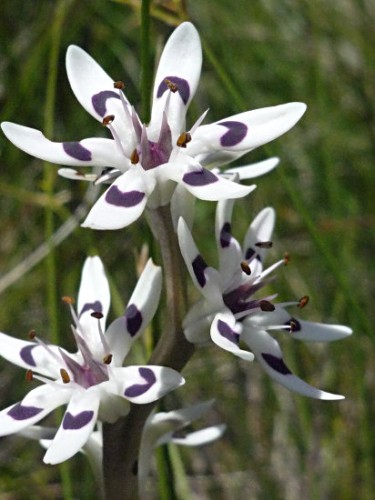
[150,22,202,138]
[1,122,124,168]
[211,311,254,361]
[43,389,100,464]
[243,207,275,264]
[82,168,155,230]
[187,103,307,155]
[224,157,280,180]
[172,424,226,446]
[242,326,344,399]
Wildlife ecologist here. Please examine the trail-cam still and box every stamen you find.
[255,241,273,249]
[298,295,309,308]
[241,261,251,275]
[28,329,36,340]
[102,114,115,126]
[60,368,71,384]
[284,252,290,265]
[131,149,140,164]
[176,131,192,148]
[260,300,276,312]
[91,311,104,320]
[164,78,178,92]
[103,354,113,365]
[62,296,75,305]
[114,80,125,89]
[289,319,298,332]
[25,370,33,382]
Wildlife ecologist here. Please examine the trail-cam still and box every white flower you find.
[0,256,184,464]
[178,198,352,399]
[1,23,306,230]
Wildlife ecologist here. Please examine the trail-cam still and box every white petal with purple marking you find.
[243,207,275,263]
[211,311,254,361]
[225,157,280,180]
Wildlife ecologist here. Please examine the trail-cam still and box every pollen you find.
[260,300,276,312]
[164,78,178,93]
[91,311,104,319]
[283,252,290,265]
[255,241,273,249]
[130,149,140,164]
[102,115,115,126]
[62,296,75,305]
[289,319,298,332]
[298,295,309,308]
[28,329,36,340]
[114,80,125,89]
[177,131,192,148]
[241,260,251,275]
[60,368,71,384]
[25,370,33,382]
[103,354,113,365]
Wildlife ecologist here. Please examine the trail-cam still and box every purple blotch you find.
[192,255,208,288]
[63,410,94,430]
[217,319,240,345]
[220,222,232,248]
[261,353,292,375]
[183,169,218,187]
[285,317,302,332]
[156,76,190,105]
[63,142,92,162]
[8,403,43,421]
[244,247,262,262]
[125,304,143,337]
[80,300,103,317]
[124,367,156,398]
[20,345,37,367]
[105,186,145,208]
[218,121,247,147]
[92,90,121,117]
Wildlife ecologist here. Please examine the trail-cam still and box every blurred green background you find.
[0,0,374,498]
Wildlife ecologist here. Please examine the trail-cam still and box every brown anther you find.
[255,241,273,249]
[130,149,140,164]
[60,368,71,384]
[298,295,309,308]
[164,78,178,93]
[62,296,75,305]
[102,114,115,126]
[260,300,276,312]
[283,252,290,265]
[28,329,36,340]
[114,80,125,89]
[241,261,251,275]
[91,311,104,319]
[103,354,113,365]
[289,319,298,332]
[176,131,192,148]
[25,370,33,382]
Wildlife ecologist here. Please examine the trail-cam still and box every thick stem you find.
[103,205,194,499]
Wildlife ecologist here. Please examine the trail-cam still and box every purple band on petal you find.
[220,222,232,248]
[92,90,121,117]
[20,345,37,367]
[192,255,208,288]
[125,304,143,337]
[8,403,43,421]
[261,353,292,375]
[105,186,145,208]
[285,317,302,332]
[63,142,92,162]
[79,301,103,317]
[63,410,94,430]
[156,76,190,105]
[124,367,156,398]
[218,121,247,147]
[244,247,261,262]
[183,169,218,187]
[217,319,240,345]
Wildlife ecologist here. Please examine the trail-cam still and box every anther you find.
[255,241,273,249]
[91,311,104,320]
[130,149,140,164]
[164,79,178,93]
[102,115,115,126]
[62,296,75,305]
[28,329,36,340]
[289,319,298,332]
[298,295,309,308]
[176,131,192,148]
[60,368,71,384]
[103,354,113,365]
[25,370,33,382]
[283,252,290,265]
[114,81,125,89]
[260,300,276,312]
[241,261,251,275]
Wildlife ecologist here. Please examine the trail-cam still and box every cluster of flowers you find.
[0,22,351,488]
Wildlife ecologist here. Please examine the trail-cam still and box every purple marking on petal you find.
[20,345,37,367]
[183,169,218,187]
[105,186,145,208]
[192,255,208,288]
[63,410,94,430]
[217,319,240,345]
[63,142,92,162]
[79,301,103,317]
[92,90,121,117]
[124,367,156,398]
[261,353,292,375]
[218,121,248,147]
[285,317,302,332]
[244,247,261,262]
[125,304,143,337]
[220,222,232,248]
[8,403,43,421]
[156,76,190,105]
